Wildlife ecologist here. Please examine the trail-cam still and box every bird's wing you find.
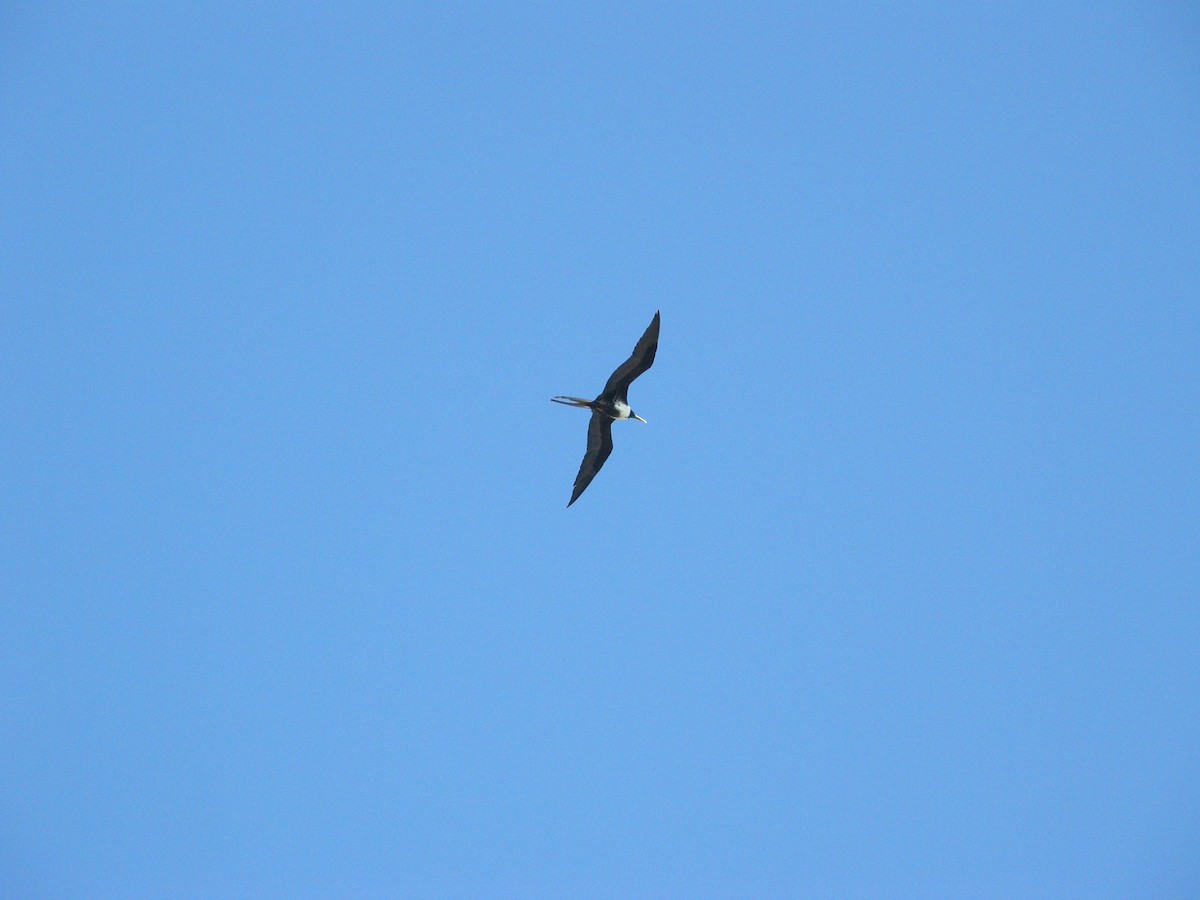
[568,411,614,506]
[601,311,660,400]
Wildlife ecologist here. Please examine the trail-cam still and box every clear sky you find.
[3,4,1198,897]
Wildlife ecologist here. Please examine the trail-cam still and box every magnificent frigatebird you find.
[552,310,660,507]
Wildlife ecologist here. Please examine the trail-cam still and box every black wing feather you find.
[568,411,614,506]
[601,311,660,401]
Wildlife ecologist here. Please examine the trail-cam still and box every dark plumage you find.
[552,311,660,506]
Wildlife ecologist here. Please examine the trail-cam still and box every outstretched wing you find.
[568,411,614,507]
[601,311,660,401]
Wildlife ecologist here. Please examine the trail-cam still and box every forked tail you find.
[551,396,594,408]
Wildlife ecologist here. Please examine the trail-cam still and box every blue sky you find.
[2,3,1198,897]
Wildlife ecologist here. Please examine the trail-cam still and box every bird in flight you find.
[552,310,660,507]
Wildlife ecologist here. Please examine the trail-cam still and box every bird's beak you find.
[633,414,647,423]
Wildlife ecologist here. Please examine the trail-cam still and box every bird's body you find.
[552,311,660,506]
[551,395,638,420]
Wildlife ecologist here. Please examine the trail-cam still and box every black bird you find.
[552,311,660,507]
